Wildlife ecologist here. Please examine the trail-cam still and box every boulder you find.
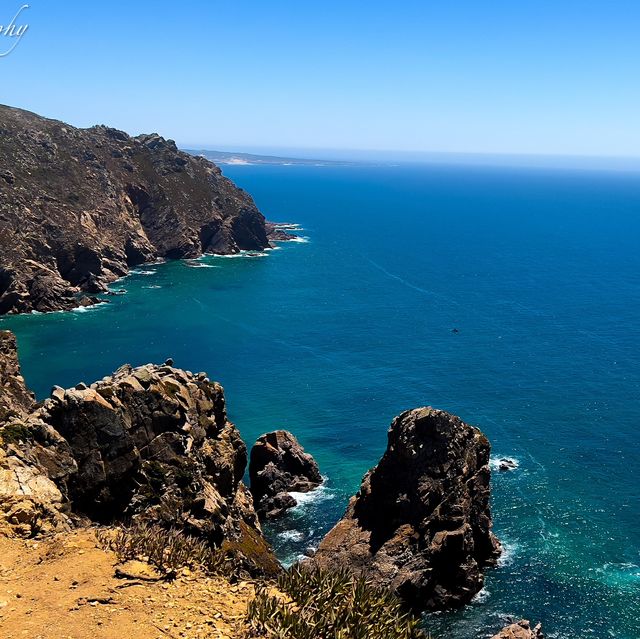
[491,620,543,639]
[309,407,501,611]
[249,430,322,519]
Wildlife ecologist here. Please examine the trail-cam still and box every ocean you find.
[2,163,639,638]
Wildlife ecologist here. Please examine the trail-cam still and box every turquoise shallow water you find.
[2,164,640,638]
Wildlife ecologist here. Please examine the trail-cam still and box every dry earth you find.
[0,529,253,639]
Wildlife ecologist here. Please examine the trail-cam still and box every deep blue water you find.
[2,163,639,638]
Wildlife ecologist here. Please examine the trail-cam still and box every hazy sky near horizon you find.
[1,1,639,157]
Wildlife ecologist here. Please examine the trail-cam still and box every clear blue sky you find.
[1,1,639,157]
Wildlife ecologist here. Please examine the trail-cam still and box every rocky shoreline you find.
[0,329,542,636]
[0,105,542,637]
[0,105,293,316]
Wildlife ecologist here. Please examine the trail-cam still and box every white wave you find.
[497,540,520,567]
[212,250,268,259]
[596,562,640,587]
[288,236,310,244]
[471,587,491,604]
[490,456,520,472]
[290,481,334,511]
[71,302,109,313]
[273,222,302,229]
[186,262,220,268]
[278,529,305,543]
[142,285,162,289]
[130,269,157,276]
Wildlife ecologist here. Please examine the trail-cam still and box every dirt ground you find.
[0,529,254,639]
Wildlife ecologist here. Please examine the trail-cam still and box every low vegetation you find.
[0,420,31,445]
[245,565,428,639]
[96,524,429,637]
[95,521,228,577]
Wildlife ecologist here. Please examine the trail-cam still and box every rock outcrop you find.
[309,407,501,611]
[0,331,279,574]
[491,620,544,639]
[0,331,34,419]
[0,331,77,536]
[249,430,322,519]
[0,105,289,315]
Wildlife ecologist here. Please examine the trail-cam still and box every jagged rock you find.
[0,105,288,315]
[498,457,518,471]
[0,331,279,575]
[0,333,77,536]
[491,620,543,639]
[31,362,279,575]
[309,407,501,611]
[249,430,322,519]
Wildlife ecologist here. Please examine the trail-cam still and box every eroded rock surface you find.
[309,407,501,611]
[0,105,287,315]
[0,331,34,419]
[0,331,76,536]
[0,331,278,574]
[249,430,322,519]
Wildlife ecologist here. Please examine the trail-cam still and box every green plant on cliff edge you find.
[95,521,229,577]
[245,565,428,639]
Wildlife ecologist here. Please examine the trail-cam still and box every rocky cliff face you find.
[0,105,279,315]
[309,407,501,611]
[0,330,34,419]
[0,330,77,536]
[249,430,322,519]
[0,331,278,574]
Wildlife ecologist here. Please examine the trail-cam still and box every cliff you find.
[0,105,280,315]
[0,331,278,574]
[0,333,543,636]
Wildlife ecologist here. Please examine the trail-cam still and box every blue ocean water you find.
[2,163,639,638]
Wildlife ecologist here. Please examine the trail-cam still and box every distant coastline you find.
[187,147,640,173]
[186,148,350,167]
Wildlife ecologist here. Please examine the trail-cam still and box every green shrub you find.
[246,565,428,639]
[0,421,32,445]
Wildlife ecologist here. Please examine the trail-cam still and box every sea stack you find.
[249,430,322,519]
[309,407,501,611]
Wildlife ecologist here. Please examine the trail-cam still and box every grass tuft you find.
[95,521,229,577]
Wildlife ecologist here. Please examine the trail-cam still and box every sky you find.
[0,1,639,159]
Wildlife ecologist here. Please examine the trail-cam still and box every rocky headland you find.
[0,105,290,315]
[308,407,502,610]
